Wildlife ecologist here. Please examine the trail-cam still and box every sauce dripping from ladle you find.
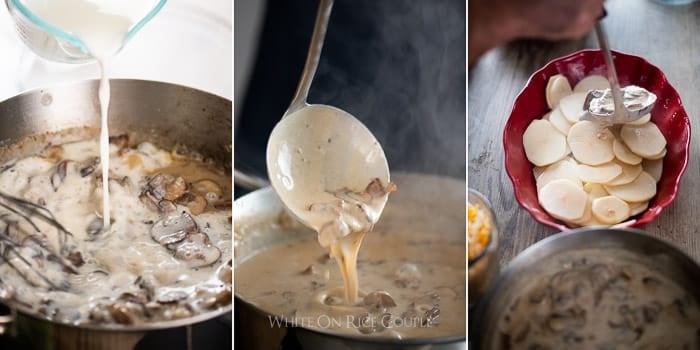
[266,0,392,304]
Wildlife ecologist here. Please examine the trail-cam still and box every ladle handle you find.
[284,0,334,117]
[594,20,627,121]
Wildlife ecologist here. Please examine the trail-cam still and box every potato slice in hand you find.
[549,107,573,135]
[567,121,615,165]
[592,196,630,224]
[539,179,588,221]
[560,93,588,123]
[536,158,581,192]
[573,75,610,93]
[620,123,666,158]
[642,158,663,182]
[546,74,573,109]
[605,161,643,186]
[576,162,622,184]
[604,171,657,202]
[613,139,642,165]
[523,119,568,166]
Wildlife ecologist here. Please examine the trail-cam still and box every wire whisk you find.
[0,191,80,292]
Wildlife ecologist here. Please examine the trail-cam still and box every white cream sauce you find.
[235,226,465,338]
[27,0,136,228]
[0,139,232,325]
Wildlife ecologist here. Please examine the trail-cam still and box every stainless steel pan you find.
[472,227,700,349]
[234,173,467,349]
[0,79,232,350]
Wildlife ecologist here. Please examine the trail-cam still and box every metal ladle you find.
[581,21,657,124]
[265,0,391,231]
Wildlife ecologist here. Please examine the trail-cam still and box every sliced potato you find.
[523,119,568,166]
[584,183,609,199]
[573,75,610,93]
[576,162,622,184]
[546,74,573,109]
[549,107,573,135]
[592,196,630,224]
[642,158,663,182]
[628,201,649,216]
[536,158,582,192]
[625,113,651,126]
[559,93,588,123]
[604,172,657,202]
[539,179,588,221]
[605,161,643,186]
[645,147,667,160]
[567,121,615,165]
[620,123,666,158]
[613,139,642,165]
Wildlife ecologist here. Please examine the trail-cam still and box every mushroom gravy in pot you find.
[0,135,232,326]
[234,174,466,339]
[493,249,700,349]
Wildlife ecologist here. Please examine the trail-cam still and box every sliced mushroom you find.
[164,177,187,201]
[79,157,99,177]
[139,191,161,212]
[118,291,148,305]
[109,134,129,153]
[106,301,146,325]
[422,306,440,326]
[191,179,223,202]
[177,192,208,215]
[51,160,68,191]
[363,291,397,312]
[86,216,104,238]
[157,200,177,213]
[196,285,232,309]
[135,275,156,301]
[145,173,175,200]
[156,290,189,304]
[172,232,222,268]
[217,259,232,284]
[150,212,197,246]
[365,178,397,198]
[65,251,84,268]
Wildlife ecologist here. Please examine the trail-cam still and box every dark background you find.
[235,0,466,198]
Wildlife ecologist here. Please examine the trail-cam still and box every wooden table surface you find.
[468,0,700,268]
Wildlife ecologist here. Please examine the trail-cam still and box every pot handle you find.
[0,303,14,336]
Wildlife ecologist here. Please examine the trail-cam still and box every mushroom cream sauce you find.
[0,138,232,325]
[235,181,466,339]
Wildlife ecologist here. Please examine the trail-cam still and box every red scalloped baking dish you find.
[503,49,691,231]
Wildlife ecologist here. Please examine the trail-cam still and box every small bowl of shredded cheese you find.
[468,189,499,306]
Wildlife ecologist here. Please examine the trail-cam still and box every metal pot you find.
[234,173,467,350]
[472,227,700,349]
[0,79,232,350]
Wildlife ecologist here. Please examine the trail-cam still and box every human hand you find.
[469,0,605,64]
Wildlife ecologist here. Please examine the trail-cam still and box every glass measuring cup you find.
[5,0,167,63]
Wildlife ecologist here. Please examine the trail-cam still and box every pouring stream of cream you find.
[27,0,135,228]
